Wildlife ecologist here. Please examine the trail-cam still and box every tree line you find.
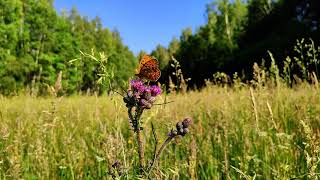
[0,0,136,95]
[1,0,320,95]
[148,0,320,89]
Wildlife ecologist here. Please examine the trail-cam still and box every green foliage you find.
[0,0,135,95]
[151,0,320,89]
[150,37,181,71]
[230,39,320,89]
[152,0,248,88]
[151,45,170,70]
[247,0,276,27]
[1,0,320,94]
[69,50,115,94]
[168,56,190,93]
[279,38,320,86]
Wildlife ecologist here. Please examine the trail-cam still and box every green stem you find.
[129,107,145,172]
[127,107,134,127]
[136,129,145,169]
[146,136,174,176]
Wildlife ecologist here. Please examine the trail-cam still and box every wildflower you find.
[130,79,145,93]
[150,85,162,96]
[124,79,162,110]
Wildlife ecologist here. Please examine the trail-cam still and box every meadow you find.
[0,82,319,179]
[1,0,319,179]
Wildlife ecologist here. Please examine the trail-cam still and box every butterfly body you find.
[135,55,161,82]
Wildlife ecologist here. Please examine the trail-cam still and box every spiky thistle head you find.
[124,79,162,110]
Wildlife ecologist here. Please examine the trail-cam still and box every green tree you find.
[0,0,137,95]
[168,37,180,56]
[170,0,247,87]
[0,0,33,94]
[151,44,170,70]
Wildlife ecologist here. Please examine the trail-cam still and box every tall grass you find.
[0,83,319,179]
[1,38,319,179]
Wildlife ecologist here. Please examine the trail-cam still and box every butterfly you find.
[135,55,161,82]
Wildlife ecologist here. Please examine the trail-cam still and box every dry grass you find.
[0,84,320,179]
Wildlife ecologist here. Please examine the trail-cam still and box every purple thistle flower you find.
[133,92,141,99]
[130,79,146,93]
[144,88,151,93]
[125,79,162,110]
[150,85,162,96]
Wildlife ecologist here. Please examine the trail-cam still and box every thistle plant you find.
[76,52,192,178]
[123,79,162,170]
[121,78,192,177]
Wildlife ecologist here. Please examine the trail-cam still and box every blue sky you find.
[54,0,213,54]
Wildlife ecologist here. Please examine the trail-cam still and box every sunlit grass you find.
[0,84,319,179]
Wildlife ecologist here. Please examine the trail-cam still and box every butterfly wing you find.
[139,60,161,81]
[135,55,161,82]
[135,55,150,75]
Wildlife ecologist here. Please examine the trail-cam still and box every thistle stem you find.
[146,136,174,176]
[129,107,145,171]
[136,129,145,169]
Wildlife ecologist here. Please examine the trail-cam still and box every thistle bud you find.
[144,89,152,100]
[173,118,193,136]
[183,128,189,134]
[176,122,183,130]
[140,99,152,109]
[127,90,133,98]
[179,128,184,134]
[168,129,178,137]
[182,118,192,128]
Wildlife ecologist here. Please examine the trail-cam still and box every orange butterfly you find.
[135,55,161,82]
